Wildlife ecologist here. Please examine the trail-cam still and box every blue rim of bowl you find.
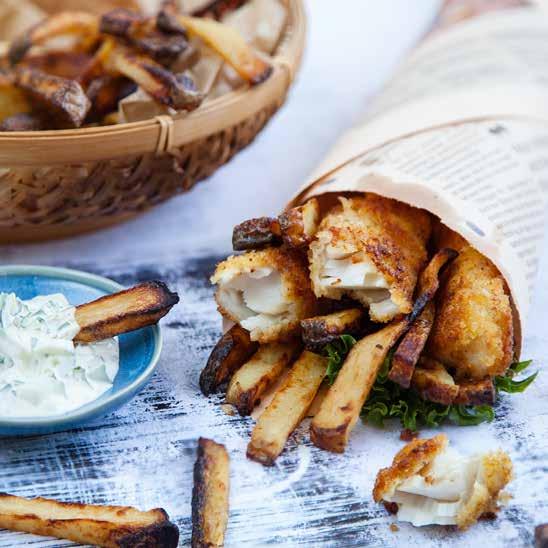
[0,264,162,430]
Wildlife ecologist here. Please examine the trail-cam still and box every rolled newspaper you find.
[289,0,548,353]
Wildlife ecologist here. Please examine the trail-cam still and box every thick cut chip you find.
[13,67,91,128]
[300,308,364,353]
[411,357,459,405]
[427,226,514,380]
[226,341,299,415]
[310,319,408,453]
[9,11,99,66]
[191,438,230,548]
[101,8,188,65]
[389,301,435,388]
[308,195,431,323]
[278,198,320,249]
[232,217,281,251]
[454,377,496,406]
[211,247,318,343]
[74,280,179,343]
[106,47,203,110]
[177,14,272,84]
[247,350,326,465]
[0,492,178,547]
[200,324,258,396]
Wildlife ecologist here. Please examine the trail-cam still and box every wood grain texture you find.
[0,252,545,547]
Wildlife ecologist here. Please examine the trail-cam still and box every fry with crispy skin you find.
[310,319,408,453]
[9,11,99,66]
[74,280,179,343]
[278,198,320,249]
[0,76,31,124]
[105,47,203,110]
[308,195,431,323]
[101,9,188,65]
[226,340,299,415]
[200,324,259,396]
[0,112,46,131]
[389,301,435,388]
[300,308,364,352]
[212,247,318,343]
[455,377,496,406]
[409,247,458,323]
[0,492,179,547]
[191,438,230,548]
[177,14,272,84]
[427,226,514,380]
[247,350,327,465]
[232,217,281,251]
[411,357,459,405]
[13,66,91,128]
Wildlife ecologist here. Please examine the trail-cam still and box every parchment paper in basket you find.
[119,0,288,123]
[0,0,45,42]
[289,3,548,353]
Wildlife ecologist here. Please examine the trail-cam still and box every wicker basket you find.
[0,0,306,243]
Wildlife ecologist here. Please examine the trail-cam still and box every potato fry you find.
[101,9,188,65]
[74,280,179,343]
[0,112,45,131]
[247,350,327,465]
[13,66,91,128]
[232,217,281,251]
[0,78,31,123]
[200,324,258,395]
[300,308,364,353]
[106,47,203,110]
[23,51,95,80]
[9,11,99,66]
[388,301,435,388]
[310,319,408,453]
[226,341,299,415]
[177,15,272,84]
[278,198,320,249]
[455,377,496,406]
[411,357,459,405]
[192,438,230,548]
[409,247,458,323]
[0,492,178,547]
[192,0,247,19]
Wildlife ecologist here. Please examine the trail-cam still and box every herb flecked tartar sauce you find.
[0,293,119,418]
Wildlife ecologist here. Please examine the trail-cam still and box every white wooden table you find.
[1,1,547,546]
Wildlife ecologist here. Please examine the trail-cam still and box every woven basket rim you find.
[0,0,306,166]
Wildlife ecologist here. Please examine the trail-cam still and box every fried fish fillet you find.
[373,434,513,530]
[211,247,317,343]
[308,195,431,322]
[426,226,514,380]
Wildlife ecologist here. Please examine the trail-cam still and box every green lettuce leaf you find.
[322,335,537,431]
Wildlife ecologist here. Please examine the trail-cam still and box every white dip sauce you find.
[0,293,119,418]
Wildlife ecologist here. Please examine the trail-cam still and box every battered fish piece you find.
[427,227,514,380]
[211,247,317,343]
[308,195,431,322]
[373,434,513,530]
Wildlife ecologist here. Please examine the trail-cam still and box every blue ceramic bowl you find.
[0,265,162,436]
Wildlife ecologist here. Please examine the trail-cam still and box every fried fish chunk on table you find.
[74,280,179,342]
[0,492,178,547]
[426,226,514,380]
[308,194,431,323]
[373,434,513,530]
[211,247,318,343]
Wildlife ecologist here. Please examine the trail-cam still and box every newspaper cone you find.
[289,0,548,355]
